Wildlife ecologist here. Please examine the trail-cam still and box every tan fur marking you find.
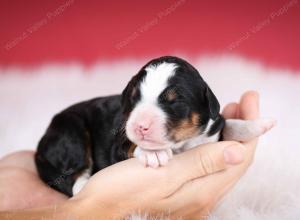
[127,143,137,158]
[131,87,137,98]
[171,112,200,142]
[166,89,177,101]
[191,112,199,125]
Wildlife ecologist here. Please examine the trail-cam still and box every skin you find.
[0,91,260,220]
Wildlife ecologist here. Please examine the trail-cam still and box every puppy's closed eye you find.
[170,101,190,118]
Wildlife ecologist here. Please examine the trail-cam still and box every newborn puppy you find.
[123,57,274,167]
[35,56,275,197]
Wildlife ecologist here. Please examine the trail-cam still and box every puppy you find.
[35,56,275,197]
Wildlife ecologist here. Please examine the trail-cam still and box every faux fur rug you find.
[0,55,299,219]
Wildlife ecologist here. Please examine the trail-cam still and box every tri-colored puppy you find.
[35,56,275,197]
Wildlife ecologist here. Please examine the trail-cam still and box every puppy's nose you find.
[135,123,151,136]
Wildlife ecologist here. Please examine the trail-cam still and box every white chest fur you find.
[171,119,220,154]
[172,131,220,154]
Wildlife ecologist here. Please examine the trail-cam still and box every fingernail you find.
[224,144,245,165]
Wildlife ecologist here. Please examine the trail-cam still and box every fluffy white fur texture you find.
[0,55,299,219]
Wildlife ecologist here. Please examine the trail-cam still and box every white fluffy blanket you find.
[0,56,299,219]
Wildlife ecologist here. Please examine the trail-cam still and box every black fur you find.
[35,96,129,196]
[35,56,225,196]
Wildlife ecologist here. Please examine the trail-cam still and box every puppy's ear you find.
[205,86,220,120]
[121,75,140,115]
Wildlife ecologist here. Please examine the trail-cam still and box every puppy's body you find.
[35,95,130,196]
[35,56,274,196]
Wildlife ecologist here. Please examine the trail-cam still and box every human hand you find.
[70,91,260,220]
[0,151,68,211]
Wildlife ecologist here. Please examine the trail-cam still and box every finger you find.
[238,91,260,151]
[161,92,261,211]
[0,151,36,174]
[206,140,256,195]
[160,164,227,211]
[164,141,245,193]
[238,91,259,120]
[83,141,241,199]
[222,102,238,119]
[179,92,261,206]
[160,149,246,212]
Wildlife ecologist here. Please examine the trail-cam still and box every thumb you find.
[166,141,245,186]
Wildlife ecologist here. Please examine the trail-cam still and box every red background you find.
[0,0,299,70]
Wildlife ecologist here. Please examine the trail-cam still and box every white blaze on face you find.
[126,62,178,150]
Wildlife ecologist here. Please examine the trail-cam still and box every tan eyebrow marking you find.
[131,86,137,97]
[166,89,177,101]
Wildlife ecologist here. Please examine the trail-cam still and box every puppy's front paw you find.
[133,147,173,168]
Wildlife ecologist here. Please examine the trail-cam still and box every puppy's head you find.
[122,56,220,150]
